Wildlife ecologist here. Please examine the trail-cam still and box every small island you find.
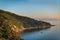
[0,10,53,40]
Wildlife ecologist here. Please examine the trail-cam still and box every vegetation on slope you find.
[0,10,52,40]
[0,14,23,40]
[1,10,51,27]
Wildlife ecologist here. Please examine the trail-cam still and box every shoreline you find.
[19,25,54,33]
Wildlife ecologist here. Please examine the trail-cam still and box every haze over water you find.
[0,0,60,40]
[20,20,60,40]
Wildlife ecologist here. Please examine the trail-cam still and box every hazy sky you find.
[0,0,60,19]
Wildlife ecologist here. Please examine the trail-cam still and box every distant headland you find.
[0,10,54,40]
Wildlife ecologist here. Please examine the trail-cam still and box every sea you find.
[20,20,60,40]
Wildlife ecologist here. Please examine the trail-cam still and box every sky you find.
[0,0,60,20]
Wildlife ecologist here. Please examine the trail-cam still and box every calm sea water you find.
[20,20,60,40]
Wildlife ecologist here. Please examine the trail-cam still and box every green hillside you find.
[0,10,52,40]
[0,11,23,40]
[0,10,51,28]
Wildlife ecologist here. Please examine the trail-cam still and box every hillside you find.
[0,13,23,40]
[0,10,52,27]
[0,10,52,40]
